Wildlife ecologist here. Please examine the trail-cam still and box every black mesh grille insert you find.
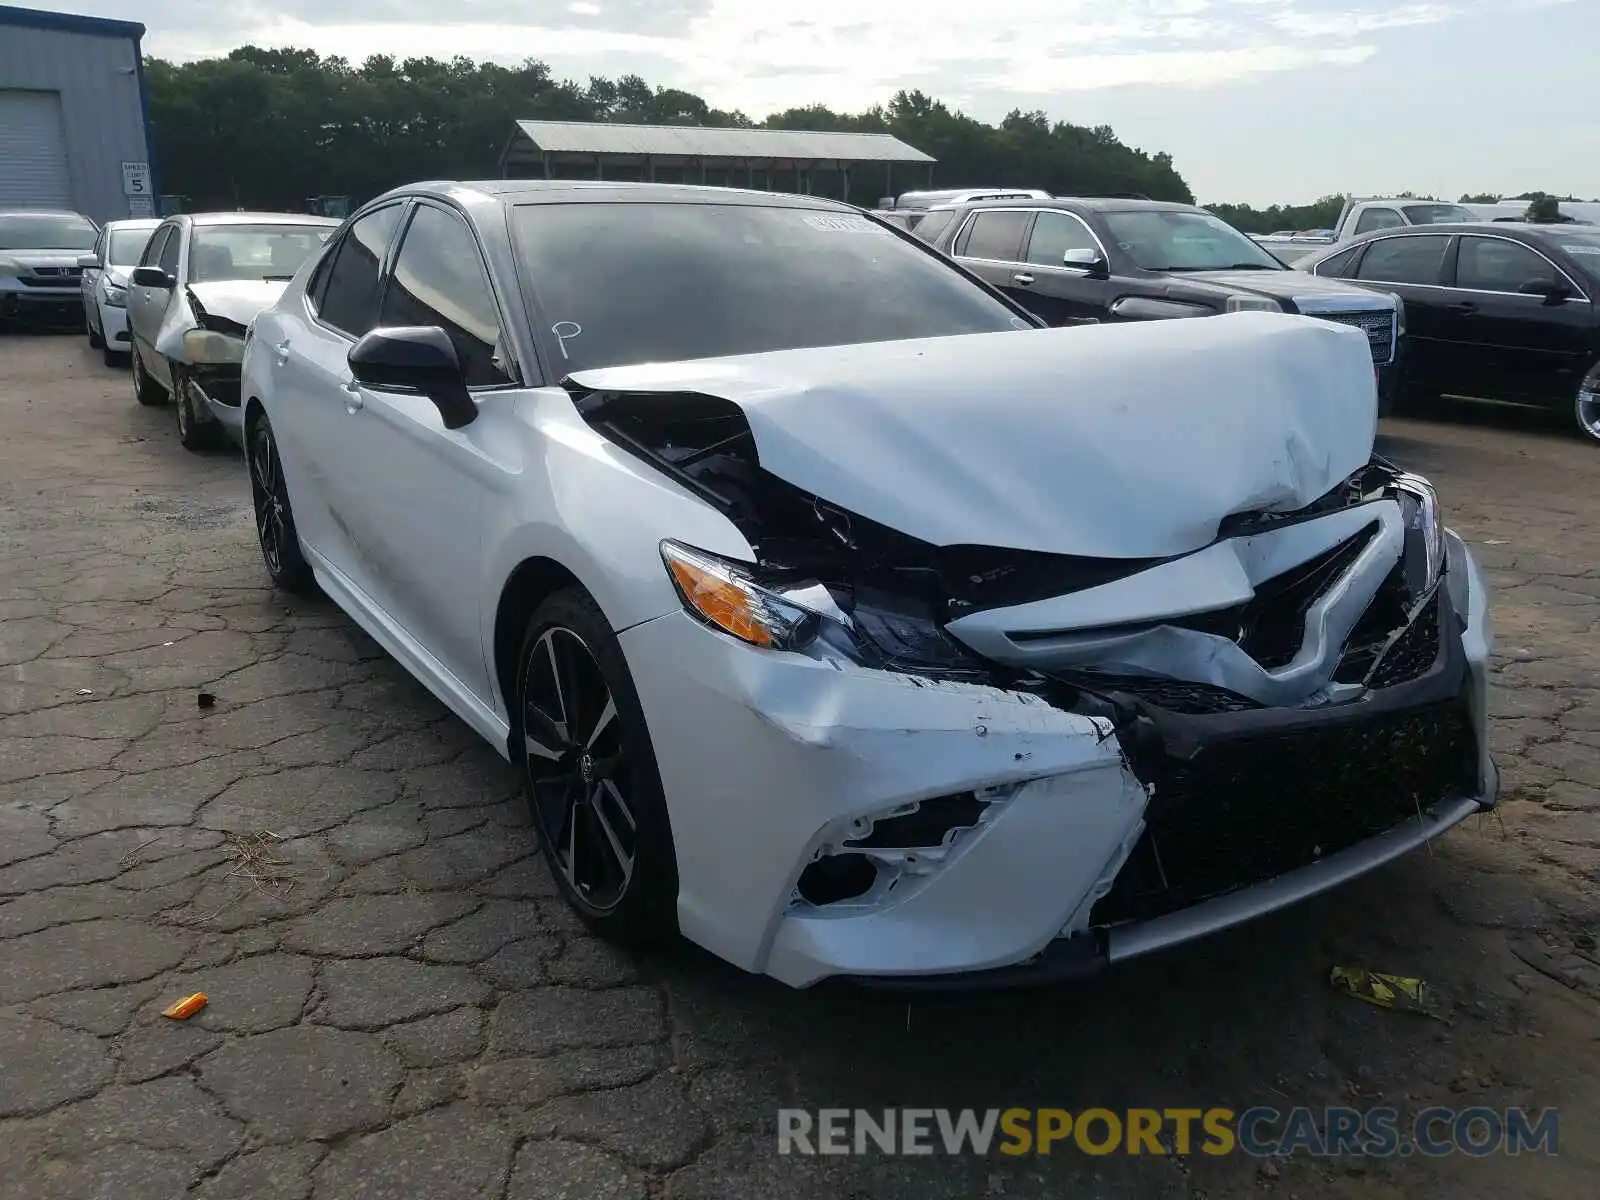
[1366,594,1442,688]
[1075,674,1262,714]
[1093,697,1477,925]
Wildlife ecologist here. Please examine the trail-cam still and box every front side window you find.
[187,224,335,284]
[957,210,1031,262]
[1102,209,1281,271]
[315,206,403,337]
[512,202,1028,374]
[1455,237,1559,292]
[1025,211,1100,266]
[158,227,181,276]
[139,225,172,268]
[1355,235,1450,285]
[379,204,511,387]
[0,213,97,251]
[1355,207,1405,234]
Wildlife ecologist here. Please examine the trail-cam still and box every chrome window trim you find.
[1355,232,1590,302]
[951,206,1111,270]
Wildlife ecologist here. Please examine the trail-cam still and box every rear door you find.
[1448,234,1593,405]
[1011,209,1114,325]
[949,209,1035,306]
[1350,233,1456,395]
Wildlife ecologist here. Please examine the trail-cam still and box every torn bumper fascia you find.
[618,532,1495,990]
[618,610,1151,987]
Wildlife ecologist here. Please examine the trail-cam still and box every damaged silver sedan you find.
[240,182,1496,989]
[126,212,339,449]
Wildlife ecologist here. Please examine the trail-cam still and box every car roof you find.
[955,196,1199,215]
[184,212,344,227]
[373,179,860,213]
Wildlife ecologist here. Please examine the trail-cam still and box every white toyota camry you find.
[240,181,1497,988]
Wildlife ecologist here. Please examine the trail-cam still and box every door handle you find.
[1446,302,1477,315]
[1012,273,1035,285]
[341,380,363,412]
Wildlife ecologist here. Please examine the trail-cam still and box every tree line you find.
[145,48,1194,213]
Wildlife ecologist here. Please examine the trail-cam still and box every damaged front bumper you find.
[177,329,246,445]
[620,531,1495,989]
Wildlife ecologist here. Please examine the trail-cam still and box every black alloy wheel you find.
[517,589,677,941]
[247,411,314,592]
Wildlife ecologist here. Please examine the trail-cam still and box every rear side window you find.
[1355,235,1450,285]
[1354,207,1405,234]
[910,208,957,244]
[1311,245,1361,278]
[315,205,403,337]
[379,204,511,387]
[956,211,1031,261]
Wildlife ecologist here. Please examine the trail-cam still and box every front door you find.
[1014,209,1115,326]
[126,223,174,370]
[328,201,519,705]
[1448,234,1595,406]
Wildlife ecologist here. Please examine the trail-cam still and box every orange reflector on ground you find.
[163,992,208,1020]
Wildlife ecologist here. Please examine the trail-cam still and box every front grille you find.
[18,274,79,289]
[1367,593,1441,688]
[1093,697,1477,924]
[1311,309,1396,366]
[29,265,80,278]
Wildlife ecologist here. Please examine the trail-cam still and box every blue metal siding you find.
[0,14,152,223]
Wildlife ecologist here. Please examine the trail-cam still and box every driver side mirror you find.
[348,326,477,430]
[1518,278,1570,304]
[77,254,99,270]
[131,266,173,289]
[1062,247,1110,279]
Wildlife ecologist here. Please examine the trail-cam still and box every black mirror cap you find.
[1518,278,1569,302]
[131,266,172,288]
[348,326,477,429]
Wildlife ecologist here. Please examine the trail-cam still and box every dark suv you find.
[913,198,1405,408]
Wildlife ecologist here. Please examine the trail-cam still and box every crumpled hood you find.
[567,311,1378,559]
[184,280,289,328]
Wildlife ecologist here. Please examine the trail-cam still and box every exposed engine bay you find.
[572,381,1488,948]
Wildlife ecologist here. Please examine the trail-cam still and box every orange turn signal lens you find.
[663,550,775,647]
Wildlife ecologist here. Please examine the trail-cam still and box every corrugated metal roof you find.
[511,120,934,164]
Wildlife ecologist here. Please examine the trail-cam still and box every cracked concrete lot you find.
[1,332,1597,1199]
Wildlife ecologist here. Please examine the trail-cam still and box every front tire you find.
[132,346,167,407]
[247,409,315,593]
[174,370,219,451]
[87,311,103,350]
[1576,375,1600,445]
[516,588,678,946]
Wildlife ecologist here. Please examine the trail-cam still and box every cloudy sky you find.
[63,0,1599,204]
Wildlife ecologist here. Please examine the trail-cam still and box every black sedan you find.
[910,198,1406,410]
[1298,223,1600,443]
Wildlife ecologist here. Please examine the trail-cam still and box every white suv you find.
[80,217,160,365]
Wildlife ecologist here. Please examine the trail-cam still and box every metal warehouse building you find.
[0,5,156,222]
[500,120,935,203]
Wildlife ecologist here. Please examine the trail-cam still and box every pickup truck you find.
[1254,199,1484,264]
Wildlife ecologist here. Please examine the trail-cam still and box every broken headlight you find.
[182,329,245,365]
[659,540,982,676]
[1392,473,1444,594]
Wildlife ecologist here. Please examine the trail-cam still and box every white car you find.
[240,181,1497,989]
[127,211,339,449]
[79,217,160,365]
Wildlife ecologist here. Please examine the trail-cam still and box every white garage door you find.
[0,90,74,209]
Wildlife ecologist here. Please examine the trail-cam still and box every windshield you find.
[0,213,97,251]
[188,224,335,283]
[1102,209,1283,271]
[1402,203,1478,225]
[1553,231,1600,283]
[512,203,1030,372]
[107,226,157,267]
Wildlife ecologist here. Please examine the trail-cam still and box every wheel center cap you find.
[578,752,595,783]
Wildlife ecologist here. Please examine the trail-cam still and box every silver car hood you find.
[565,312,1379,559]
[184,280,289,328]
